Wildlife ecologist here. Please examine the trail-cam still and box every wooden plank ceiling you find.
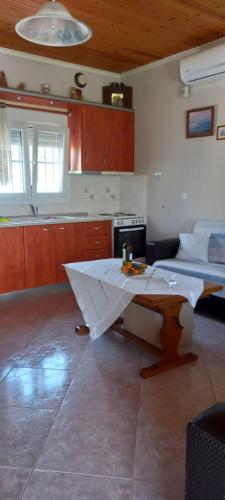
[1,0,225,72]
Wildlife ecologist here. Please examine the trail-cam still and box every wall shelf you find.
[0,86,134,112]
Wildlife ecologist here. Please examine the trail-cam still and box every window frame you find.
[0,122,31,205]
[31,124,70,204]
[0,121,69,206]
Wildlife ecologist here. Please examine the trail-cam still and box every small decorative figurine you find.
[41,84,51,95]
[0,70,8,88]
[17,82,26,91]
[70,87,83,100]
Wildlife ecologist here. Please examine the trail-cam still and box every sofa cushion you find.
[154,258,225,287]
[209,234,225,264]
[176,233,210,263]
[154,259,225,300]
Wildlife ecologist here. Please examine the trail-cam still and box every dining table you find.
[65,258,223,378]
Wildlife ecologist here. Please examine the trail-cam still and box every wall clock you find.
[74,72,87,88]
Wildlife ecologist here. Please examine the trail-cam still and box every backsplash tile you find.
[0,175,147,217]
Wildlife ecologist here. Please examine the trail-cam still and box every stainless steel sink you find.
[7,213,89,225]
[9,216,59,224]
[35,216,59,221]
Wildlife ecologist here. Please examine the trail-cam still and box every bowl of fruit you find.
[121,261,147,276]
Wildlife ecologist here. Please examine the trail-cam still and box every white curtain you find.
[0,107,12,185]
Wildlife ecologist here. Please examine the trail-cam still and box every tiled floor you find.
[0,283,224,499]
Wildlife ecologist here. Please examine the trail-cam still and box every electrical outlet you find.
[181,192,188,200]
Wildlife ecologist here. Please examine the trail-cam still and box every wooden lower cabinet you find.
[24,225,57,288]
[84,247,112,260]
[1,219,112,293]
[84,220,112,260]
[0,227,25,293]
[55,222,85,282]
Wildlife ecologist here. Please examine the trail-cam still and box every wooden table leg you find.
[140,302,198,378]
[75,324,90,335]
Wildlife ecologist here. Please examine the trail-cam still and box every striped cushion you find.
[208,234,225,264]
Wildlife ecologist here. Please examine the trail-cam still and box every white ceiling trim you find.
[121,36,225,78]
[0,46,120,78]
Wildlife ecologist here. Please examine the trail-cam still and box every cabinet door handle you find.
[94,227,100,230]
[59,227,65,230]
[43,228,48,231]
[95,241,100,244]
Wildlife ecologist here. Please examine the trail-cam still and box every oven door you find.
[114,225,146,258]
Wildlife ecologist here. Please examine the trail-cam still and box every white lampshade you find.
[15,0,92,47]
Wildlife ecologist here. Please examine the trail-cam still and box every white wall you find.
[123,60,225,239]
[0,49,119,102]
[119,175,148,216]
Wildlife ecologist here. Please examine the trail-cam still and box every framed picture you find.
[217,125,225,140]
[103,83,132,109]
[186,106,214,138]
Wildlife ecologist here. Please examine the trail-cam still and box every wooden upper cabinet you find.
[69,104,134,173]
[114,110,134,172]
[82,106,105,171]
[0,227,25,293]
[24,225,56,288]
[69,104,104,172]
[103,109,134,172]
[54,222,85,282]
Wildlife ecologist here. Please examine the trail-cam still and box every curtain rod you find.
[0,100,69,114]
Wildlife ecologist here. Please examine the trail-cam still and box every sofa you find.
[122,220,224,351]
[146,219,225,300]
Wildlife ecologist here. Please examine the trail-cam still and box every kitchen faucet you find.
[30,204,38,216]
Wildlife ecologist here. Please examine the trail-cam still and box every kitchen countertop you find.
[0,213,113,228]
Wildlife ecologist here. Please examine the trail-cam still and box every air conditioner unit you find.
[180,44,225,86]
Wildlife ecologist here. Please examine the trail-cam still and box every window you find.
[0,128,26,194]
[10,129,26,193]
[29,125,68,202]
[33,129,65,194]
[0,117,69,204]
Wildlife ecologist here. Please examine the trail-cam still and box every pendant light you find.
[15,0,92,47]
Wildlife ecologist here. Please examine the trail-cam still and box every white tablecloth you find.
[65,258,204,340]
